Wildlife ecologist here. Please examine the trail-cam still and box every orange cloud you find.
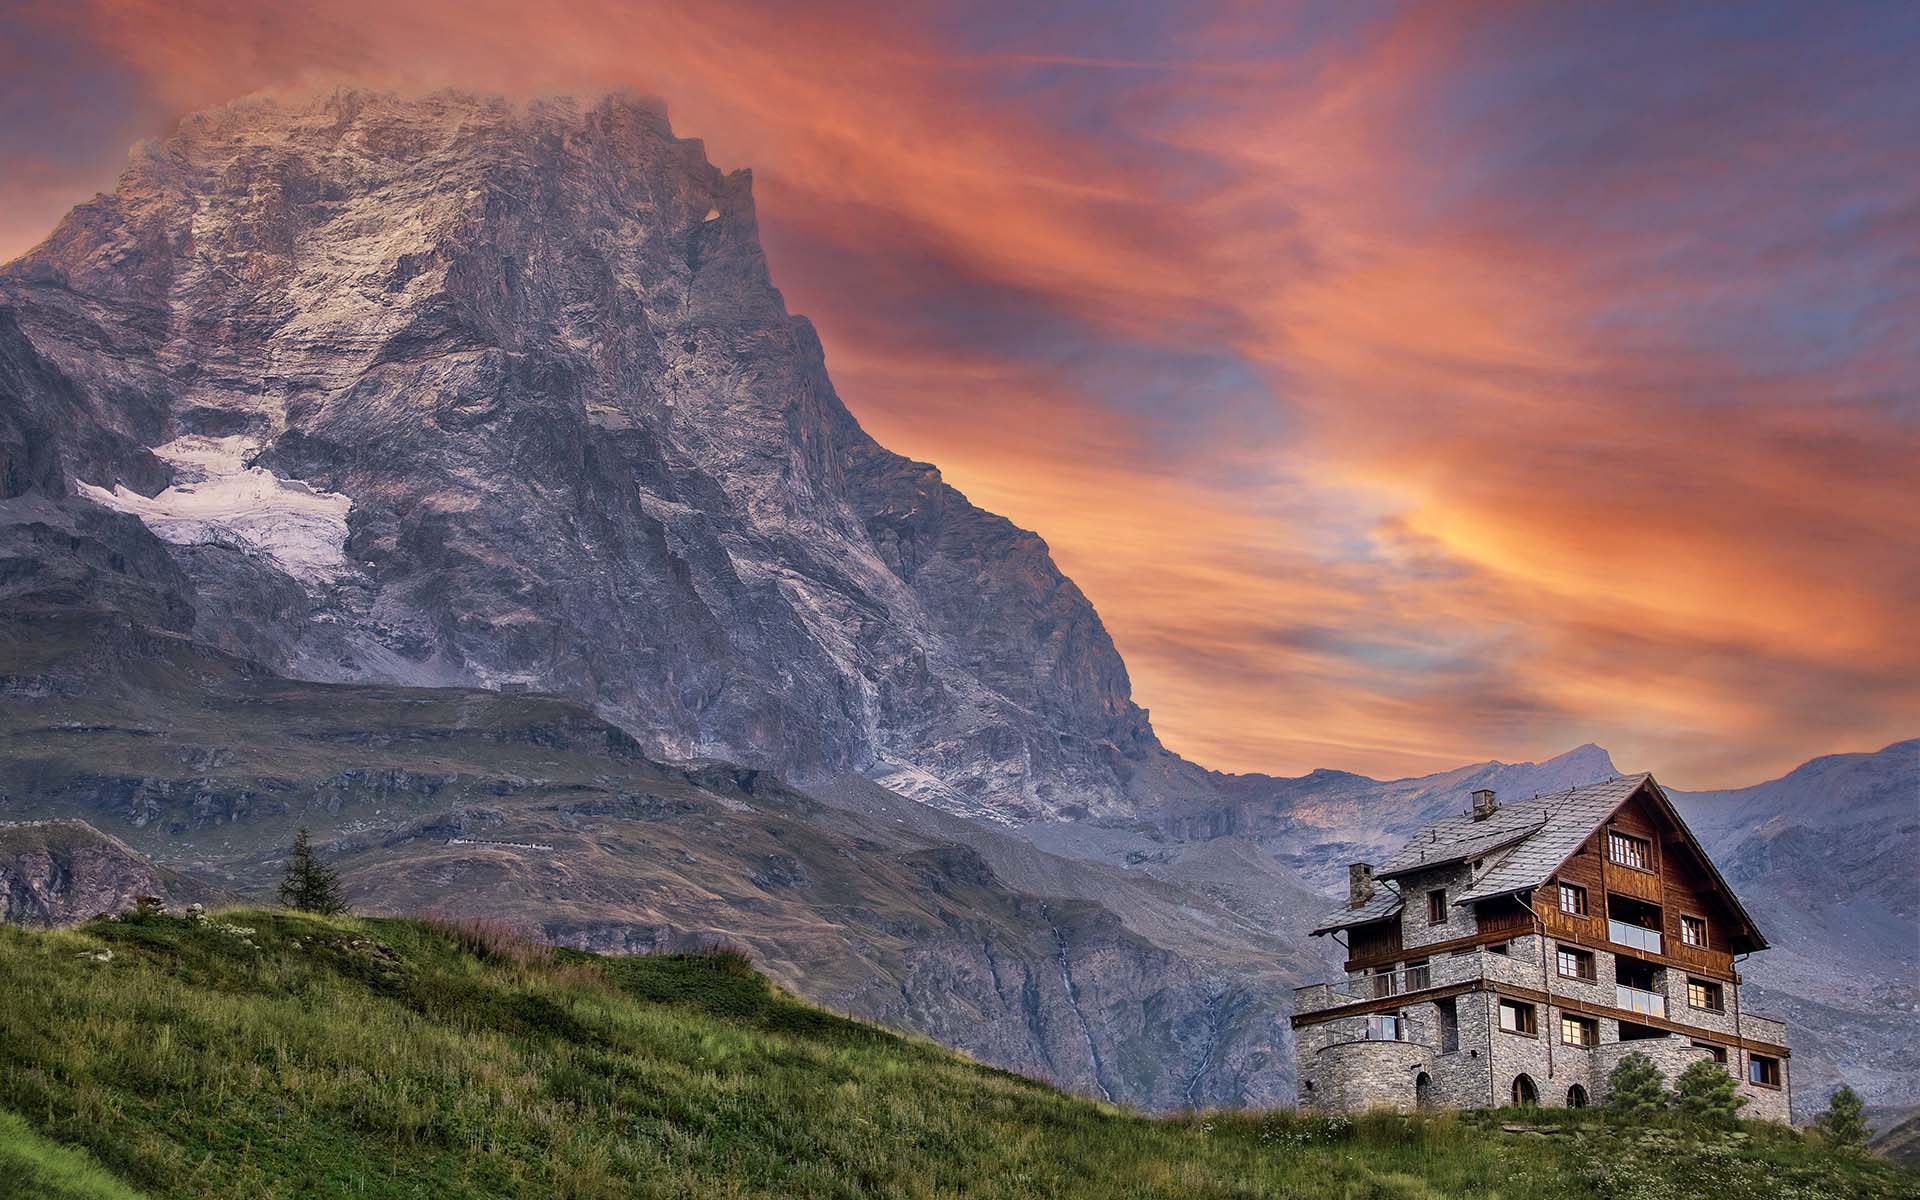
[5,0,1913,787]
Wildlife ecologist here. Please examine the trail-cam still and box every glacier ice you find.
[77,436,353,587]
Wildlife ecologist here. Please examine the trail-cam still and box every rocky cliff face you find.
[0,89,1183,824]
[0,818,207,925]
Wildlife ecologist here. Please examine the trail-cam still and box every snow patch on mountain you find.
[77,436,353,587]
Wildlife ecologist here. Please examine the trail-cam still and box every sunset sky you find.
[3,1,1915,787]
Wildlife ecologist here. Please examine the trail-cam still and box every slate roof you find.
[1374,809,1551,879]
[1311,772,1767,948]
[1455,775,1650,904]
[1312,773,1680,936]
[1309,885,1403,936]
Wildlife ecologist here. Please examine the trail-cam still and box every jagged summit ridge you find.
[0,89,1175,822]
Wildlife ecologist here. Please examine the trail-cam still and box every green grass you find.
[0,1109,148,1200]
[0,911,1911,1200]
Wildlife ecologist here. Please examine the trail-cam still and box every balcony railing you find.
[1294,951,1498,1015]
[1608,919,1662,955]
[1616,984,1666,1018]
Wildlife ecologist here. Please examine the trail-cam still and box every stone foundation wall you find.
[1297,980,1792,1119]
[1302,1039,1428,1112]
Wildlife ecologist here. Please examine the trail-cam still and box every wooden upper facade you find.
[1320,776,1766,983]
[1533,788,1757,980]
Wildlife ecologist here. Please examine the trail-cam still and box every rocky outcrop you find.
[0,819,194,925]
[0,89,1193,824]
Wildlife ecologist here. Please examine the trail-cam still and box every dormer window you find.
[1608,831,1651,871]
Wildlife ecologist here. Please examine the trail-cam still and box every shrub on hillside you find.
[1812,1085,1872,1150]
[277,828,347,915]
[1673,1058,1746,1126]
[1605,1052,1668,1117]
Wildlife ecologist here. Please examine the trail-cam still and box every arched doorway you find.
[1511,1074,1538,1106]
[1566,1084,1589,1108]
[1415,1072,1433,1110]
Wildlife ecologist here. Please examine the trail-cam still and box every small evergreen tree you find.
[278,827,347,915]
[1813,1085,1871,1150]
[1605,1052,1668,1118]
[1673,1058,1745,1126]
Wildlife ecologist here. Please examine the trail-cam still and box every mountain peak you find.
[1545,742,1618,776]
[1,89,1178,824]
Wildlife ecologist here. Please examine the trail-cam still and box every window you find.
[1366,1014,1405,1042]
[1427,889,1448,925]
[1405,959,1431,991]
[1693,1042,1728,1064]
[1749,1055,1782,1088]
[1559,883,1588,916]
[1488,941,1510,956]
[1681,916,1708,948]
[1608,831,1651,870]
[1369,967,1397,998]
[1687,978,1724,1012]
[1560,1015,1598,1046]
[1557,946,1596,981]
[1498,1000,1537,1036]
[1437,998,1459,1053]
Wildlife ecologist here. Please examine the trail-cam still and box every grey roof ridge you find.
[1308,874,1407,935]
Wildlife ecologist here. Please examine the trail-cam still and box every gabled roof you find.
[1453,775,1650,905]
[1309,773,1769,951]
[1374,807,1552,880]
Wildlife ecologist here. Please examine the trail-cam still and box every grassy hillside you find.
[0,612,1313,1110]
[0,911,1912,1200]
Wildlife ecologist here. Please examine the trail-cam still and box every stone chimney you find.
[1348,862,1375,908]
[1471,788,1498,821]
